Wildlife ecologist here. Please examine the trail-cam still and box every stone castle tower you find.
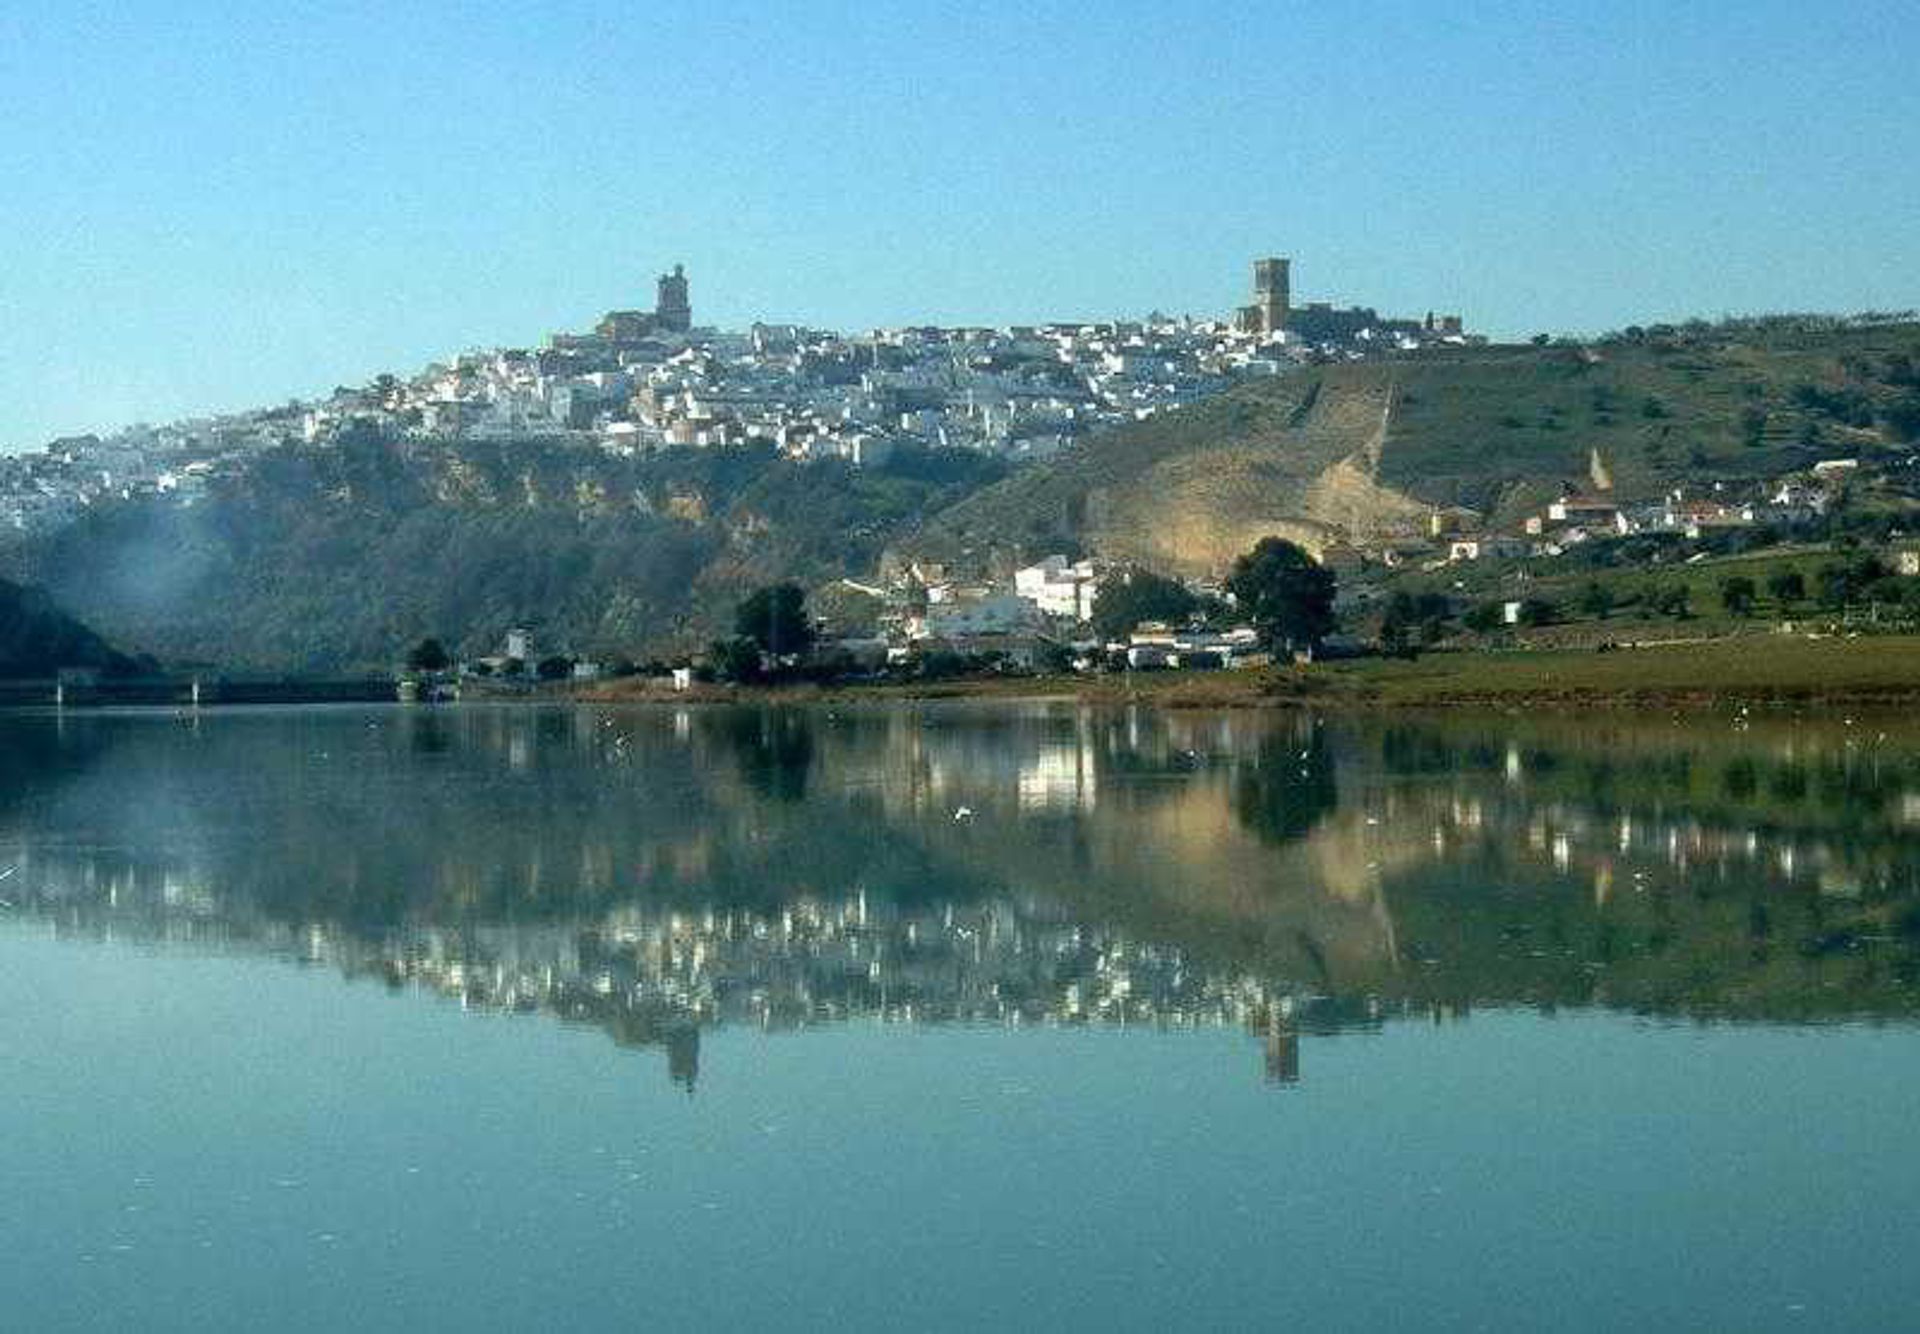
[1236,256,1291,335]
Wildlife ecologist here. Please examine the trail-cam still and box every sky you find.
[1,0,1916,451]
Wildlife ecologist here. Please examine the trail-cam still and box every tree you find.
[1380,589,1451,654]
[1517,597,1557,628]
[1650,584,1691,619]
[1578,581,1615,619]
[1463,602,1504,634]
[405,637,450,673]
[536,654,575,681]
[1719,575,1757,618]
[1767,569,1805,607]
[708,636,764,683]
[1224,538,1336,656]
[1090,569,1197,640]
[735,583,814,659]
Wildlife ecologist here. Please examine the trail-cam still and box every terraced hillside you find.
[902,318,1920,576]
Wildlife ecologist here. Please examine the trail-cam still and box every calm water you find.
[4,702,1920,1331]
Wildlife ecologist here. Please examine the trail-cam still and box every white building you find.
[918,594,1044,640]
[1013,555,1099,621]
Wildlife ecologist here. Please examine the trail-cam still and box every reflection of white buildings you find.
[4,845,1388,1085]
[1018,740,1098,812]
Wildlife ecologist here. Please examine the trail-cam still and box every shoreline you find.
[575,634,1920,712]
[11,634,1919,715]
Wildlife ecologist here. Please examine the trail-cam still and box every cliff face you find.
[1,435,1002,672]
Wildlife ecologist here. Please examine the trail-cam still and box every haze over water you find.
[4,702,1919,1331]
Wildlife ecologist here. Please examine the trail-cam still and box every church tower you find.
[655,263,691,332]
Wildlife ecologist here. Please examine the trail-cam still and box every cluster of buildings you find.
[1434,463,1855,569]
[2,256,1479,539]
[1234,255,1467,346]
[805,554,1270,674]
[0,429,238,536]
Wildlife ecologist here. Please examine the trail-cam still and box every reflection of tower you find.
[666,1024,699,1092]
[1263,1016,1300,1084]
[656,263,691,333]
[1253,257,1290,333]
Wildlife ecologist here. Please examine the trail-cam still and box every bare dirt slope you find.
[908,373,1431,577]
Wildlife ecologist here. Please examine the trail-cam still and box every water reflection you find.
[4,702,1919,1087]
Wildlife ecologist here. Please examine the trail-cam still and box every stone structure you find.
[581,264,692,346]
[1237,256,1291,335]
[655,263,691,333]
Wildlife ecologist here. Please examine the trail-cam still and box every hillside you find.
[5,316,1914,672]
[0,577,140,678]
[0,431,1003,672]
[904,317,1920,577]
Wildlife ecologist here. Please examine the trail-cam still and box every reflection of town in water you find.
[4,702,1919,1086]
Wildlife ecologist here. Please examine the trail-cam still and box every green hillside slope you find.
[1,433,1003,672]
[0,577,139,678]
[904,317,1920,576]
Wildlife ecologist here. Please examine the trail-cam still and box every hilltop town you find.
[0,258,1474,538]
[3,257,1919,682]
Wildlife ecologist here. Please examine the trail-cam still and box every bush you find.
[1767,569,1805,606]
[1517,598,1557,628]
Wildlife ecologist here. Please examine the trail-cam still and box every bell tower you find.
[655,263,691,333]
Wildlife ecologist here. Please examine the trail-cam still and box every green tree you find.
[1578,581,1615,619]
[1767,569,1806,606]
[708,636,764,683]
[1463,602,1504,634]
[1090,569,1196,640]
[535,654,575,681]
[405,637,450,673]
[735,583,815,659]
[1517,597,1557,628]
[1224,538,1337,656]
[1719,575,1757,618]
[1380,589,1452,654]
[1650,584,1691,619]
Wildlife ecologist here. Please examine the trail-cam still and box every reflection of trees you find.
[1233,724,1338,846]
[0,714,110,824]
[719,707,814,802]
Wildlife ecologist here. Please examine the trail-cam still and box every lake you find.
[3,701,1919,1331]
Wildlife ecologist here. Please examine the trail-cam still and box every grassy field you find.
[1309,633,1920,706]
[583,634,1920,710]
[1374,320,1920,518]
[1377,542,1887,647]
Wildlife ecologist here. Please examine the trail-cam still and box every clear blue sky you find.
[2,0,1915,450]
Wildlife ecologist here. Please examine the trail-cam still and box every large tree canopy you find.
[1090,568,1196,640]
[1224,537,1336,655]
[735,583,815,659]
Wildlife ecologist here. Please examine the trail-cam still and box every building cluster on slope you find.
[1,257,1479,537]
[1428,465,1857,572]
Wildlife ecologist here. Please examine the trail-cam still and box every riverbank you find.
[579,634,1920,710]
